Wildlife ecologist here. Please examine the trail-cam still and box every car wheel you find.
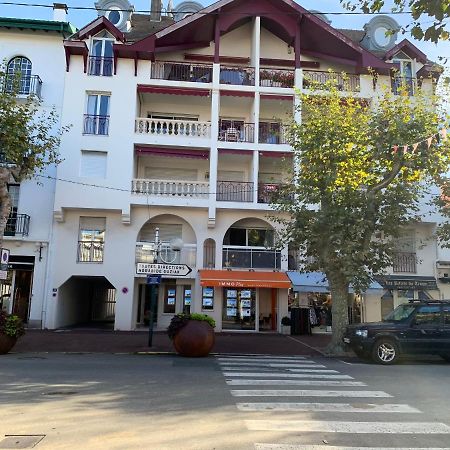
[440,354,450,363]
[372,339,399,365]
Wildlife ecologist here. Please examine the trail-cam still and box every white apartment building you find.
[0,9,76,328]
[5,0,443,332]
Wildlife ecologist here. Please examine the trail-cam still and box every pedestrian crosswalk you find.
[215,354,450,450]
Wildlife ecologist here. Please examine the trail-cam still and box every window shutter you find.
[80,151,107,178]
[79,217,106,231]
[218,170,244,181]
[144,167,197,181]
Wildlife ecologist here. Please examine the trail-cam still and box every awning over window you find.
[135,146,209,159]
[137,85,210,96]
[200,270,291,289]
[287,271,383,293]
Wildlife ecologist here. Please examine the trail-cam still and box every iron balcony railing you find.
[216,181,254,202]
[259,123,288,144]
[88,56,114,76]
[83,114,110,135]
[393,251,417,273]
[150,61,213,83]
[4,214,30,237]
[259,68,295,88]
[77,240,104,263]
[220,66,255,86]
[135,242,197,267]
[3,74,43,98]
[223,246,281,270]
[391,76,416,96]
[218,121,255,143]
[303,70,360,92]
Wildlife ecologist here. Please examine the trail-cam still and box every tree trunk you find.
[325,275,350,355]
[0,167,12,248]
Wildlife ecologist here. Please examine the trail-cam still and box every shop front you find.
[199,270,291,332]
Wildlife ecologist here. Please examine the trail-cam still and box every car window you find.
[384,304,416,322]
[413,305,441,326]
[444,306,450,327]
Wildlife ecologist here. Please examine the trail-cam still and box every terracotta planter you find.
[173,320,215,357]
[0,334,17,354]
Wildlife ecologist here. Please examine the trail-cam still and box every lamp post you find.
[148,227,183,347]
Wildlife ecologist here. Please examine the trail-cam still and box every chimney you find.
[53,3,68,22]
[150,0,162,22]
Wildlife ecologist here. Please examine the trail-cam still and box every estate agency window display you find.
[202,287,214,311]
[222,288,256,330]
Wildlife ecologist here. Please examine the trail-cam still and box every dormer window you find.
[107,8,122,26]
[392,51,415,96]
[88,31,114,76]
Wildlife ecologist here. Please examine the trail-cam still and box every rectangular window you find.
[164,285,177,314]
[4,184,20,236]
[84,94,110,135]
[224,227,274,247]
[89,38,114,76]
[78,217,105,263]
[80,151,107,178]
[202,286,214,310]
[183,286,192,314]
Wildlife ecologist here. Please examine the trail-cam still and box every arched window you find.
[6,56,32,94]
[203,238,216,268]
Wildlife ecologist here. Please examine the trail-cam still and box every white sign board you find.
[0,270,7,280]
[136,263,192,277]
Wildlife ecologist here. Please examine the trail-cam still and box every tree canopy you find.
[273,75,450,353]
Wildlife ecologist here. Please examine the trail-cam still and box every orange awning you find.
[199,270,291,289]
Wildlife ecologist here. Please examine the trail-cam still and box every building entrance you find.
[222,288,256,330]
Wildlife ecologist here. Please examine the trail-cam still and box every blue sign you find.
[147,275,162,285]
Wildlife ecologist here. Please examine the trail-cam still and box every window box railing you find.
[391,76,416,96]
[77,240,104,263]
[223,246,281,269]
[135,118,211,138]
[83,114,109,135]
[150,61,213,83]
[216,181,254,202]
[393,252,417,273]
[132,179,209,198]
[220,66,255,86]
[3,74,43,98]
[136,242,197,267]
[218,121,255,143]
[259,122,288,144]
[303,71,360,92]
[88,56,113,76]
[260,68,295,88]
[4,214,30,237]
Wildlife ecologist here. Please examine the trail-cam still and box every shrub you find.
[0,311,25,338]
[167,313,216,340]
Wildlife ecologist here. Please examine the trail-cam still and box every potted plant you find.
[167,313,215,357]
[0,310,25,354]
[281,316,291,335]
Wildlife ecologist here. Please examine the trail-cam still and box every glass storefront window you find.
[164,285,176,314]
[222,288,256,330]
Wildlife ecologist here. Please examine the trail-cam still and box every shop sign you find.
[136,263,192,277]
[381,277,438,290]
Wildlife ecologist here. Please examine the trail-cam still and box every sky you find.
[1,0,449,67]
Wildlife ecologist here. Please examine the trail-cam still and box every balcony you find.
[220,66,255,86]
[4,214,30,237]
[391,76,416,96]
[88,56,113,76]
[259,123,288,144]
[217,181,254,202]
[223,246,281,269]
[136,242,197,267]
[132,179,209,198]
[303,71,360,92]
[393,252,417,273]
[77,240,104,263]
[260,68,295,88]
[83,115,109,135]
[218,121,255,143]
[150,61,213,83]
[3,75,42,98]
[135,118,211,139]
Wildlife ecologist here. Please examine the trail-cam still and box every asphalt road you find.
[0,352,449,450]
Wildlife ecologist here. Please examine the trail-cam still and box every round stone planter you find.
[0,334,17,354]
[173,320,215,357]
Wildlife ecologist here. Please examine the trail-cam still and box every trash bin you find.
[290,307,311,335]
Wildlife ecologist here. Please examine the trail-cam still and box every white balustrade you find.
[132,179,209,198]
[135,118,211,138]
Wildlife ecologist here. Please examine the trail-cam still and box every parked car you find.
[343,300,450,364]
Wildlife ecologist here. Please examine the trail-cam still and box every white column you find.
[251,16,261,87]
[209,85,220,227]
[252,149,259,204]
[294,68,303,124]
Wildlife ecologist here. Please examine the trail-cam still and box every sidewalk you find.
[12,329,331,356]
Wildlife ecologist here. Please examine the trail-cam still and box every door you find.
[12,270,33,323]
[137,284,159,326]
[222,288,256,331]
[403,305,443,354]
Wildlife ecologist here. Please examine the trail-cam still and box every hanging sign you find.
[0,248,10,271]
[137,263,192,277]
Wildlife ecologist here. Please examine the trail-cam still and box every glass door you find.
[222,288,256,330]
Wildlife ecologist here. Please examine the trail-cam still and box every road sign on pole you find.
[146,275,161,285]
[137,263,192,277]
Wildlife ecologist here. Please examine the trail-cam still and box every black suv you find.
[343,301,450,364]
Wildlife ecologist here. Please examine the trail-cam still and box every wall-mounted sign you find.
[136,263,192,277]
[0,248,10,271]
[146,275,162,285]
[378,276,438,290]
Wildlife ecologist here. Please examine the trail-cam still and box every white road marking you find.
[223,370,340,377]
[231,390,392,398]
[221,364,326,370]
[237,402,420,413]
[246,420,450,433]
[226,380,366,386]
[217,358,309,363]
[225,373,353,380]
[285,368,338,373]
[218,362,322,367]
[217,355,307,360]
[255,445,449,450]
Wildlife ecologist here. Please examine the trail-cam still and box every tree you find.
[341,0,450,42]
[272,75,450,353]
[0,65,67,246]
